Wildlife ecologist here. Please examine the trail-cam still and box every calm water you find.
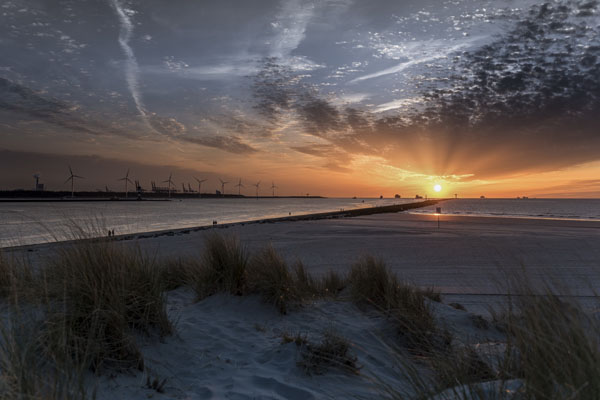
[411,198,600,220]
[0,197,414,248]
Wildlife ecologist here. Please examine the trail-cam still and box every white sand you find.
[94,289,502,400]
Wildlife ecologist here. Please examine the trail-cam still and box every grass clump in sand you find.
[0,306,91,399]
[297,329,359,375]
[186,233,345,312]
[42,241,172,372]
[395,276,600,399]
[348,255,445,354]
[502,288,600,398]
[189,233,249,299]
[0,253,34,300]
[247,246,299,314]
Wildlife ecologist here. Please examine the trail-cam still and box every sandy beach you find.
[93,212,599,309]
[4,210,600,399]
[13,210,600,309]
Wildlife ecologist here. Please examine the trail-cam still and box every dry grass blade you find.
[349,255,445,355]
[247,246,298,314]
[190,233,249,299]
[298,329,359,375]
[504,288,600,399]
[0,308,90,399]
[42,241,172,372]
[0,252,35,301]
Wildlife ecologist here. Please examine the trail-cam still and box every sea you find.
[1,197,599,248]
[411,198,600,221]
[0,197,410,248]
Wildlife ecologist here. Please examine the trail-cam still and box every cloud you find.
[251,1,600,180]
[0,78,133,137]
[349,41,472,83]
[270,0,315,59]
[148,114,186,136]
[109,0,150,124]
[180,135,258,154]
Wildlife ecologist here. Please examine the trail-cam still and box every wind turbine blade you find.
[64,177,72,184]
[68,165,73,175]
[73,175,84,179]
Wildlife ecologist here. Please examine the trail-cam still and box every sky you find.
[1,0,599,197]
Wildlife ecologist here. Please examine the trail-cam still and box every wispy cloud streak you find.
[110,0,148,121]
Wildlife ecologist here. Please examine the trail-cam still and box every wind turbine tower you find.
[163,173,174,198]
[271,181,278,197]
[218,178,228,196]
[33,174,44,191]
[253,181,261,199]
[194,177,207,197]
[118,168,134,198]
[235,178,244,195]
[64,166,84,198]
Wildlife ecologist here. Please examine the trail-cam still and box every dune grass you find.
[246,245,300,314]
[503,289,600,399]
[0,252,34,300]
[390,276,600,399]
[187,232,249,300]
[0,302,91,399]
[297,329,359,376]
[348,255,446,355]
[41,241,172,372]
[182,233,348,312]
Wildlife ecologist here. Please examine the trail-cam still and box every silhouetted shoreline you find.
[0,190,325,201]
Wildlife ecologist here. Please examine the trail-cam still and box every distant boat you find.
[394,194,401,198]
[480,195,486,199]
[523,196,529,199]
[415,195,423,199]
[379,195,383,199]
[352,196,357,199]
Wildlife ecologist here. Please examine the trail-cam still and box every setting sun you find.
[434,184,442,192]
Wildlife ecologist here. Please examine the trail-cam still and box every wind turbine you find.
[64,165,84,198]
[162,173,174,198]
[235,178,244,195]
[33,173,40,190]
[252,181,261,199]
[271,181,278,197]
[194,177,207,197]
[117,168,134,198]
[218,178,228,196]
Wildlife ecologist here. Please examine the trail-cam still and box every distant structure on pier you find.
[415,194,423,199]
[394,194,401,198]
[33,174,44,191]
